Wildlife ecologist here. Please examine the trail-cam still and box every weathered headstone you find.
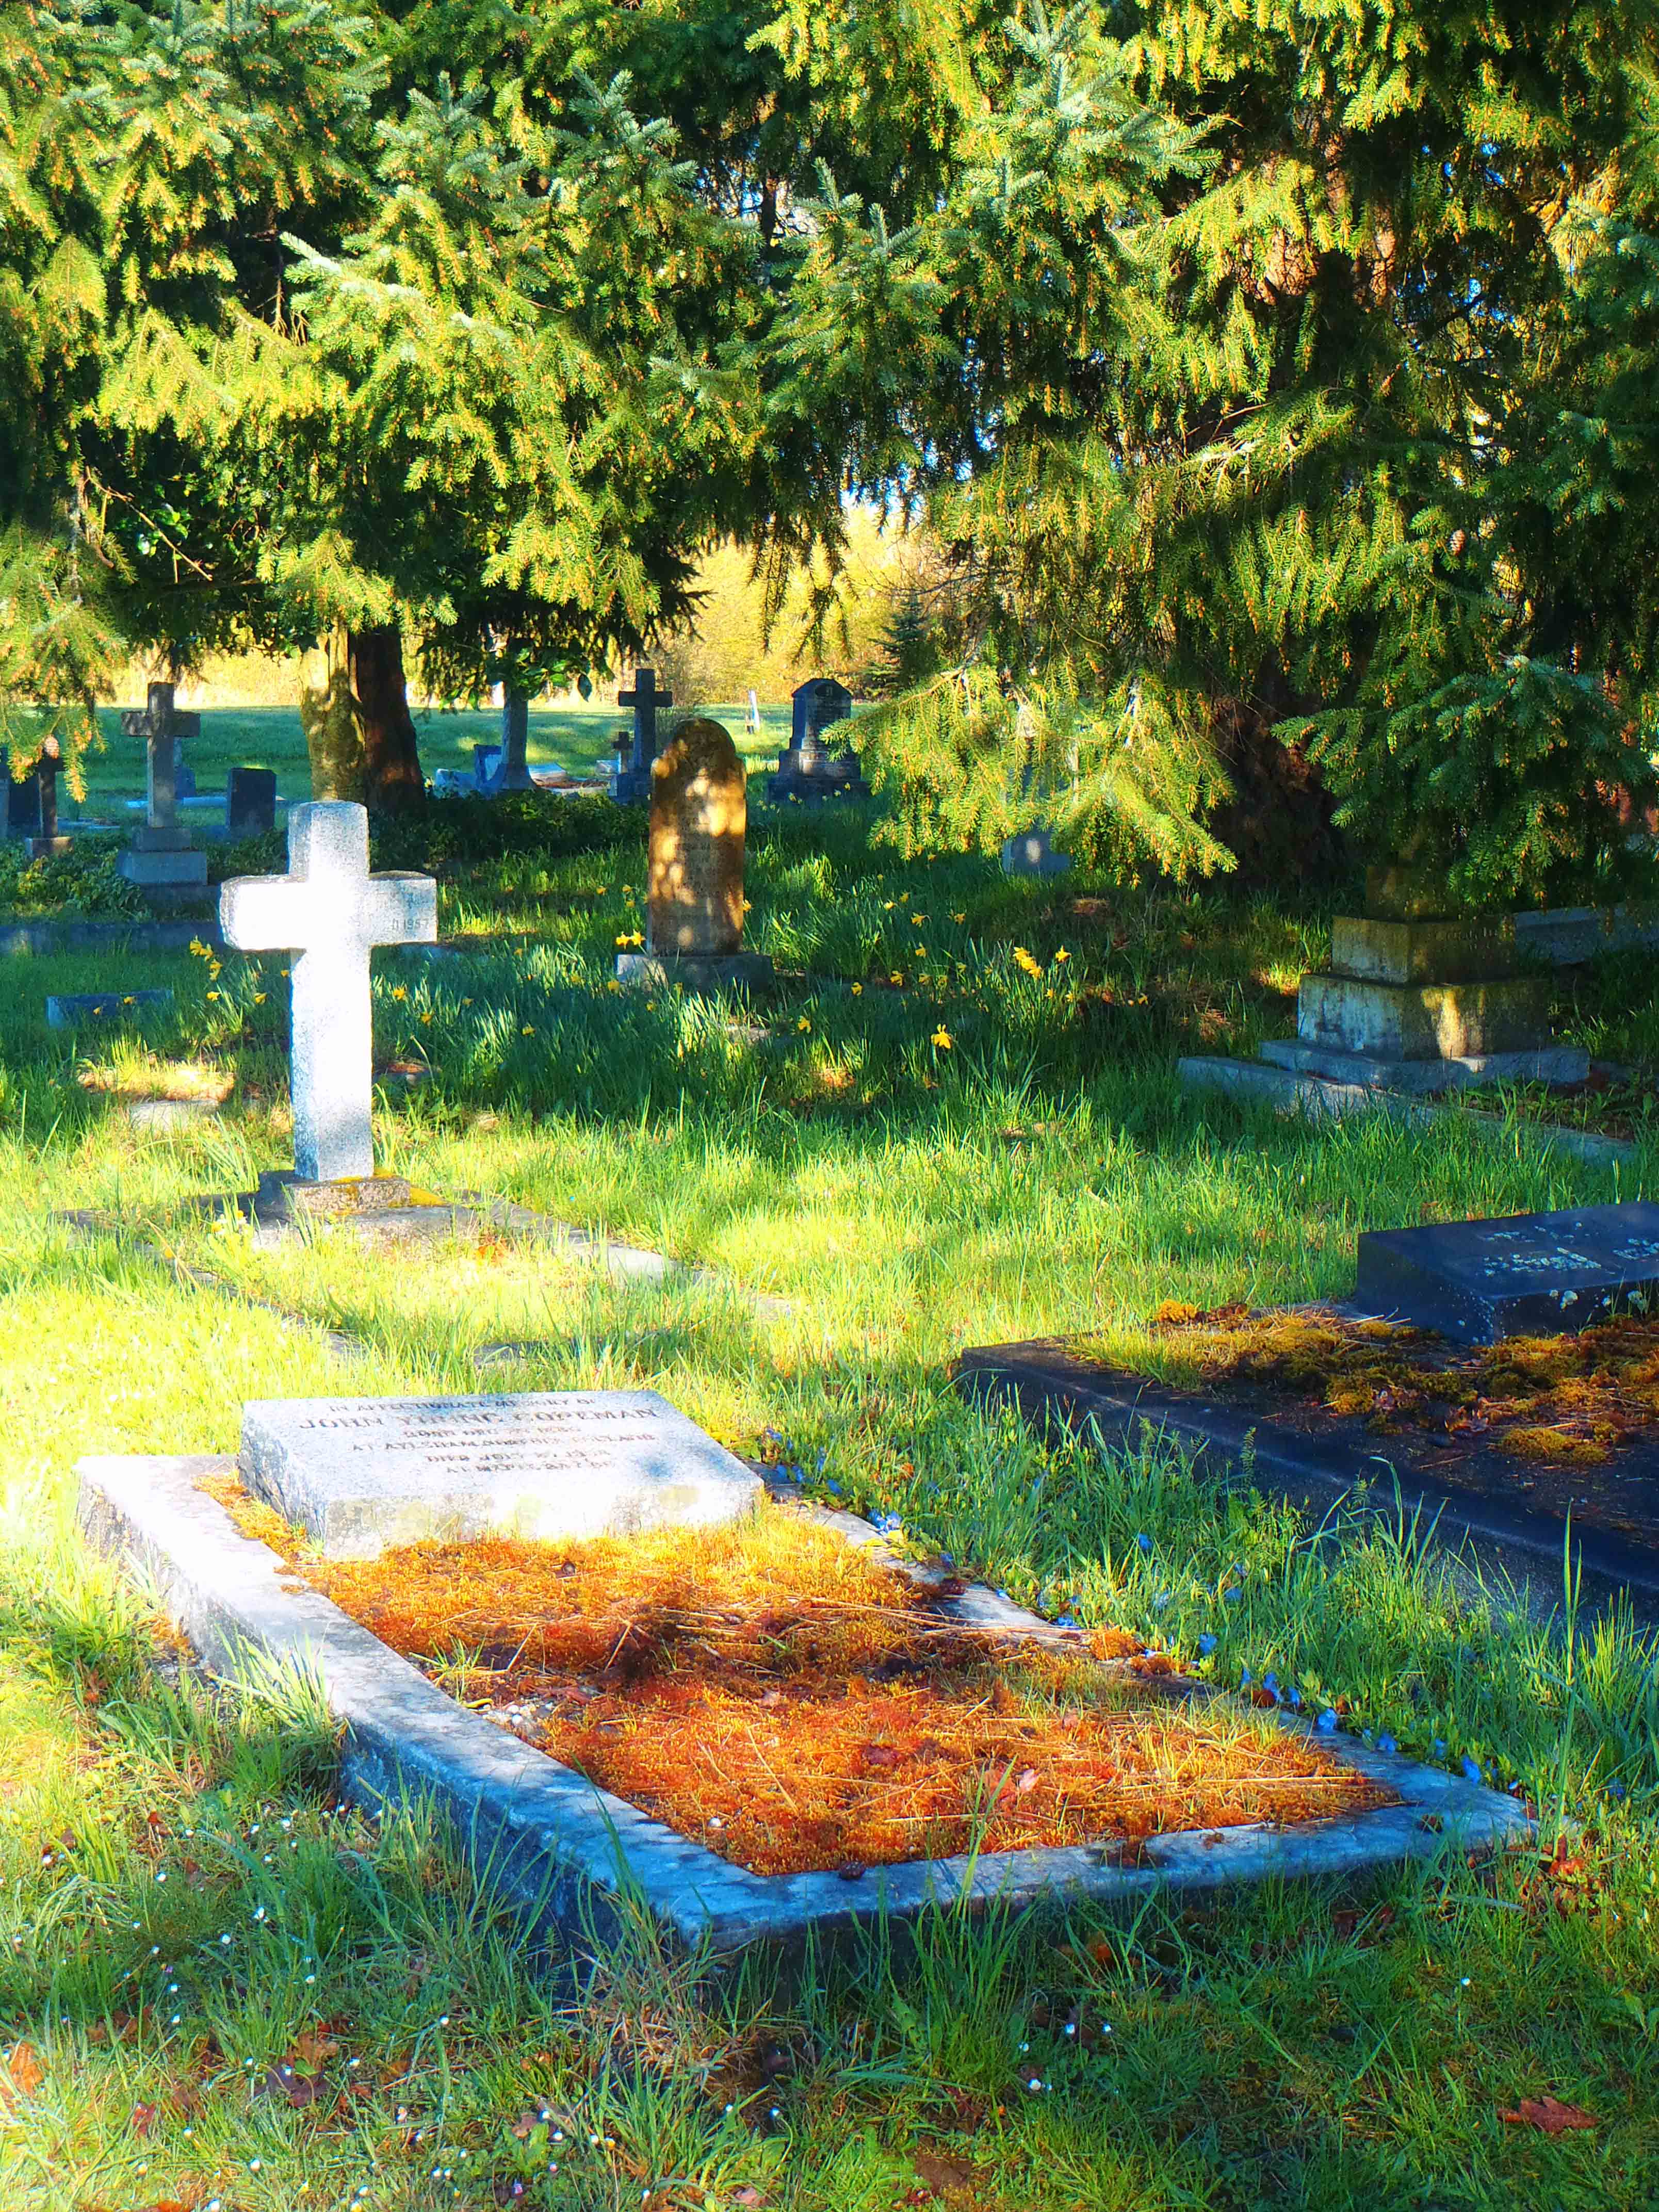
[496,690,534,791]
[767,676,869,802]
[2,747,40,842]
[609,666,673,806]
[239,1387,763,1559]
[1357,1201,1659,1344]
[226,767,278,839]
[617,717,772,991]
[118,684,207,899]
[219,801,436,1187]
[1001,826,1072,878]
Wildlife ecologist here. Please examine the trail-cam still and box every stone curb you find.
[955,1338,1659,1618]
[78,1455,1531,1955]
[0,918,223,956]
[1178,1055,1640,1168]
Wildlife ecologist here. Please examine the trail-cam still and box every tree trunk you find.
[347,625,425,812]
[1204,694,1351,892]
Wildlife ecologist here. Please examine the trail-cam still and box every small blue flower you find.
[824,1479,843,1498]
[816,1447,827,1474]
[1197,1633,1217,1656]
[1432,1738,1446,1758]
[1609,1779,1628,1801]
[1055,1613,1082,1631]
[872,1511,903,1535]
[1262,1671,1279,1699]
[1135,1533,1153,1553]
[1223,1587,1241,1603]
[1239,1667,1252,1687]
[995,1588,1010,1600]
[1285,1685,1303,1710]
[1460,1754,1483,1785]
[1152,1592,1172,1611]
[1377,1733,1397,1754]
[1316,1708,1339,1734]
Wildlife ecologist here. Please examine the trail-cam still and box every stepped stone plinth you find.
[1183,864,1589,1104]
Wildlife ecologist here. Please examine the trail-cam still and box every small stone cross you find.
[219,802,436,1183]
[120,682,201,831]
[619,666,673,781]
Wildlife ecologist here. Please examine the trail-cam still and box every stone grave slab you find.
[78,1450,1528,1954]
[240,1388,765,1558]
[1356,1201,1659,1344]
[46,989,173,1029]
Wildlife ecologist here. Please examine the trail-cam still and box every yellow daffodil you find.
[953,912,966,923]
[188,938,209,958]
[253,992,267,1005]
[851,982,863,996]
[1054,948,1070,963]
[391,985,408,1001]
[521,1024,535,1036]
[932,1028,953,1050]
[1013,946,1043,978]
[798,1015,811,1032]
[420,1011,434,1026]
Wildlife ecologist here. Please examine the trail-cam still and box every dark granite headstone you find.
[3,750,42,838]
[790,676,853,756]
[1356,1202,1659,1344]
[227,767,278,838]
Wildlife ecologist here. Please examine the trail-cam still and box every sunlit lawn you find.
[1,803,1656,2207]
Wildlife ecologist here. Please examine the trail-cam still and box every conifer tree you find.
[728,0,1659,902]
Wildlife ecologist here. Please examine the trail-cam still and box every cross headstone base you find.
[615,950,774,994]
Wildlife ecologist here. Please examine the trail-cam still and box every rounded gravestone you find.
[647,718,746,957]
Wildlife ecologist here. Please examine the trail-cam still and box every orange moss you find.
[190,1487,1390,1878]
[1138,1304,1659,1467]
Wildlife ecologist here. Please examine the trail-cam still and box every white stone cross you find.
[219,802,436,1183]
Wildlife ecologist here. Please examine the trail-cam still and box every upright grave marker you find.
[610,666,672,806]
[767,676,869,802]
[617,717,772,991]
[226,767,278,839]
[3,739,68,856]
[219,802,436,1185]
[119,683,207,900]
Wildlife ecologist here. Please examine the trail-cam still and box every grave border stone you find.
[78,1451,1528,1953]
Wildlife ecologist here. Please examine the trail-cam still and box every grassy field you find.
[67,703,798,821]
[1,802,1656,2208]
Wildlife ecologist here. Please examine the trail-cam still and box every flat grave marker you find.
[47,989,173,1029]
[241,1388,765,1558]
[1358,1200,1659,1344]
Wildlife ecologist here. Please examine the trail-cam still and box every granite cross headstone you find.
[118,682,206,893]
[219,802,437,1183]
[610,667,673,805]
[1356,1201,1659,1344]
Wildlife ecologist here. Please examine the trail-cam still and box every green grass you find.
[68,702,798,819]
[1,814,1657,2206]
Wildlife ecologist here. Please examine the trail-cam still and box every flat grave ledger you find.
[1358,1201,1659,1344]
[240,1388,765,1558]
[958,1201,1659,1614]
[78,1449,1526,1953]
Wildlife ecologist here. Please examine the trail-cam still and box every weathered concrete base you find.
[615,950,774,993]
[1515,903,1659,965]
[1177,1055,1635,1167]
[118,845,207,889]
[1330,915,1519,985]
[1259,1036,1592,1093]
[77,1453,1530,1954]
[1298,973,1554,1059]
[122,1097,223,1131]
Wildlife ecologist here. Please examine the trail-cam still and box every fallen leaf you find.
[1499,2094,1598,2136]
[1015,1767,1039,1793]
[257,2063,321,2109]
[130,2100,159,2137]
[914,2145,981,2192]
[860,1744,899,1771]
[289,2026,339,2070]
[2,2042,44,2099]
[731,2192,769,2208]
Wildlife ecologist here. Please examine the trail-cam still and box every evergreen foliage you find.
[726,0,1659,902]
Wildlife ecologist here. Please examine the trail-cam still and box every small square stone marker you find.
[1356,1200,1659,1344]
[240,1389,764,1558]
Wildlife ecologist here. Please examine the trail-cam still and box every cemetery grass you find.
[1,828,1658,2203]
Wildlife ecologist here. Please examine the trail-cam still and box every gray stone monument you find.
[495,690,534,791]
[1356,1200,1659,1344]
[616,717,773,992]
[766,677,869,802]
[119,683,207,900]
[219,801,436,1186]
[226,767,278,839]
[609,666,673,806]
[1001,825,1072,878]
[240,1388,763,1558]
